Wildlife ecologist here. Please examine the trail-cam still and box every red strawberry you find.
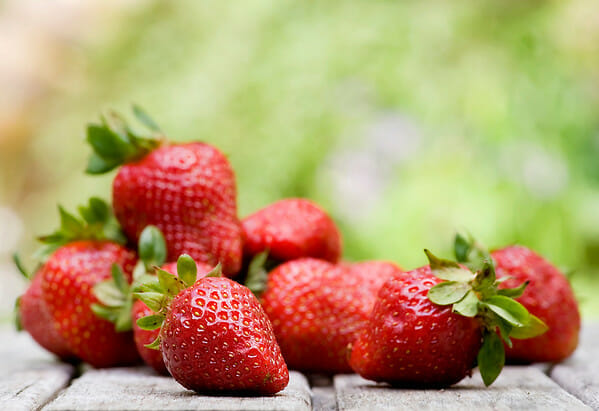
[41,240,140,367]
[350,265,482,386]
[242,199,342,263]
[341,260,403,281]
[85,107,243,276]
[24,198,141,367]
[492,246,580,363]
[259,258,400,373]
[18,272,76,362]
[349,250,547,387]
[135,255,289,394]
[131,261,213,375]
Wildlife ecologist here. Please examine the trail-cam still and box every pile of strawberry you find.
[15,107,581,395]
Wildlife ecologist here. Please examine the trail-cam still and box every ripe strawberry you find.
[259,258,400,373]
[17,270,76,362]
[135,255,289,394]
[41,241,139,367]
[29,198,140,368]
[85,107,243,276]
[242,198,342,263]
[491,245,580,363]
[131,260,213,375]
[454,235,580,363]
[349,250,547,387]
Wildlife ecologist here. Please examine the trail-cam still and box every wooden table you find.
[1,324,598,410]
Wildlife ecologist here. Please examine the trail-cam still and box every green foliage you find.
[85,107,163,174]
[176,254,198,288]
[138,225,167,270]
[35,198,126,261]
[478,331,505,387]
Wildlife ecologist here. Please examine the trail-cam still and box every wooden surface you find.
[1,325,598,410]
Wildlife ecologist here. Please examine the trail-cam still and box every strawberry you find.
[135,255,289,394]
[85,107,243,276]
[29,198,140,368]
[258,258,400,373]
[16,265,76,362]
[491,245,580,363]
[131,260,213,375]
[41,241,139,368]
[349,250,547,387]
[454,235,580,363]
[242,198,342,264]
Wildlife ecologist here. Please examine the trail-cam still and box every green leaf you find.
[427,281,470,305]
[452,290,479,317]
[454,233,472,262]
[434,267,475,282]
[497,281,529,298]
[424,249,474,282]
[12,253,30,279]
[132,274,162,294]
[59,206,84,235]
[37,233,65,244]
[86,152,120,174]
[91,303,119,322]
[205,263,223,278]
[137,314,165,331]
[472,261,497,299]
[177,254,197,287]
[114,297,133,332]
[245,251,270,298]
[478,331,505,387]
[483,295,530,327]
[132,104,162,132]
[138,226,167,268]
[495,317,513,347]
[424,249,461,270]
[510,314,549,340]
[132,260,148,281]
[111,264,129,295]
[133,291,167,313]
[86,124,129,159]
[157,269,187,296]
[93,280,126,307]
[145,335,161,350]
[87,197,110,223]
[14,296,22,331]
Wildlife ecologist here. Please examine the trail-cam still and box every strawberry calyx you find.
[91,225,167,332]
[86,105,164,175]
[425,249,548,387]
[244,250,278,298]
[13,253,32,280]
[134,255,223,350]
[35,197,126,262]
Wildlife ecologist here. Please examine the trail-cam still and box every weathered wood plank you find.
[44,367,312,410]
[311,386,336,411]
[0,329,75,411]
[306,374,336,411]
[550,325,599,410]
[335,367,589,411]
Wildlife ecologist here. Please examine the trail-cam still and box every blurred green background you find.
[1,0,599,320]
